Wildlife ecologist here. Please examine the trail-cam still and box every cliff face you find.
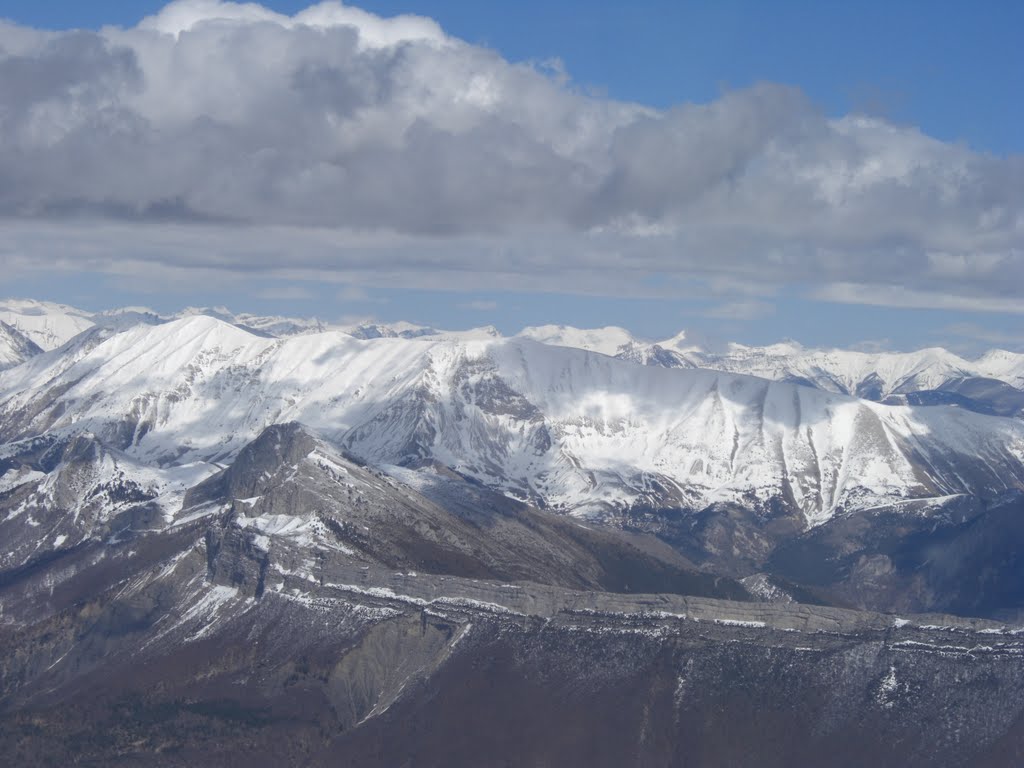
[2,424,1024,766]
[4,539,1024,767]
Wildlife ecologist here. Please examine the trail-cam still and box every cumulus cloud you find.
[0,0,1022,310]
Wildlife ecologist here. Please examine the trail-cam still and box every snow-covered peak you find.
[702,345,977,398]
[730,339,806,356]
[2,322,1021,528]
[0,298,96,350]
[174,306,325,337]
[597,334,1017,404]
[976,349,1024,389]
[433,325,503,342]
[3,297,1021,406]
[341,321,439,340]
[654,330,701,353]
[339,321,503,343]
[517,325,638,357]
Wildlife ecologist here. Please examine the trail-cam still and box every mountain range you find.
[4,298,1022,414]
[3,296,1024,765]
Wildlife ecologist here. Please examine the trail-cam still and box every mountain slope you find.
[200,423,747,596]
[4,316,1024,765]
[2,428,1023,766]
[2,315,1022,527]
[0,321,42,370]
[0,299,96,351]
[7,297,1020,408]
[518,324,638,356]
[516,324,1024,417]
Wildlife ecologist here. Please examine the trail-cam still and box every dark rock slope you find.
[2,425,1024,766]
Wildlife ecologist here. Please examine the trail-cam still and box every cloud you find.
[335,283,387,303]
[702,300,775,321]
[849,338,894,354]
[812,283,1024,315]
[253,284,314,300]
[940,322,1023,351]
[0,0,1022,313]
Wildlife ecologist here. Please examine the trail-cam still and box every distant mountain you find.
[518,324,640,356]
[4,298,1019,414]
[0,321,42,370]
[0,299,96,350]
[3,315,1022,527]
[513,325,1024,418]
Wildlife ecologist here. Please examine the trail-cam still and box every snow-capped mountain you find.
[6,417,1022,767]
[514,325,1024,417]
[518,325,640,357]
[4,304,1024,765]
[0,298,336,346]
[518,324,1022,394]
[0,299,97,350]
[0,296,506,348]
[0,321,42,370]
[977,348,1024,390]
[6,297,1020,405]
[177,306,331,337]
[649,340,1021,400]
[2,315,1022,527]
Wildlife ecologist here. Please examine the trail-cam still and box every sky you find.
[0,0,1022,353]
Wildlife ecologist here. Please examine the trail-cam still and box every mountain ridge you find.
[4,303,1024,764]
[2,313,1022,529]
[3,297,1021,403]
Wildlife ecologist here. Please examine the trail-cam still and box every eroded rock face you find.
[769,491,1024,620]
[3,531,1024,768]
[3,424,1024,766]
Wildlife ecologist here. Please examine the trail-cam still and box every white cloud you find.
[849,338,894,354]
[138,0,446,47]
[0,0,1022,313]
[337,283,388,303]
[812,283,1024,315]
[940,322,1023,350]
[703,301,775,321]
[253,284,314,300]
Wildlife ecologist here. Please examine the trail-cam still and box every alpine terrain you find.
[2,300,1024,766]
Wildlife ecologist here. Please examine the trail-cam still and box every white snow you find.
[876,665,900,709]
[179,584,244,641]
[517,324,637,357]
[715,618,767,628]
[1,314,1022,528]
[0,467,45,493]
[0,299,96,350]
[630,331,1022,400]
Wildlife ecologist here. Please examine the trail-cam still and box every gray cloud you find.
[1,0,1022,311]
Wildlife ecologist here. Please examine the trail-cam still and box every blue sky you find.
[6,1,1022,152]
[1,1,1022,351]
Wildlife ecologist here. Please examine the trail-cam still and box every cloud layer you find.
[1,0,1022,309]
